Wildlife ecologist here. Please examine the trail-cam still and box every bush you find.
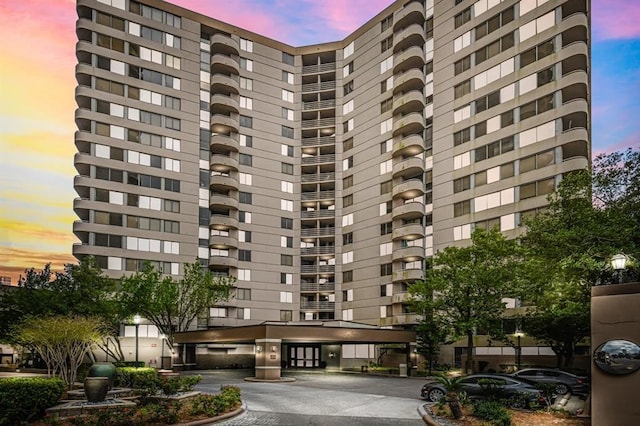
[0,377,64,425]
[189,385,241,417]
[472,400,512,426]
[115,367,159,395]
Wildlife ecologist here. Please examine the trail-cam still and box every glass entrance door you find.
[289,344,320,368]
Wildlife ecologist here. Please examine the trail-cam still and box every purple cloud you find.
[592,0,640,41]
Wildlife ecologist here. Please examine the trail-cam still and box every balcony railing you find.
[301,118,336,129]
[301,210,335,219]
[301,282,336,292]
[301,154,336,164]
[303,99,336,110]
[302,81,336,93]
[300,227,335,237]
[300,265,335,273]
[302,136,335,147]
[302,62,336,74]
[300,301,335,310]
[301,190,335,201]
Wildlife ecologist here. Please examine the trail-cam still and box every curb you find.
[417,403,442,426]
[174,402,246,426]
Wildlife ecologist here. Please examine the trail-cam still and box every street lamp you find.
[159,333,166,368]
[133,314,141,365]
[514,330,524,371]
[611,254,628,284]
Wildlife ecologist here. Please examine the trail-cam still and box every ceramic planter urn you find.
[88,362,117,390]
[84,377,109,402]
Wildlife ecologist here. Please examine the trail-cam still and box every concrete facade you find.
[73,0,591,342]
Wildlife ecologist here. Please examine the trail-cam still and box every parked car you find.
[511,368,589,395]
[421,374,546,408]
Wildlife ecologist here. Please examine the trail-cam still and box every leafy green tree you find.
[118,262,236,352]
[520,149,639,368]
[410,228,523,374]
[0,258,128,361]
[15,315,107,388]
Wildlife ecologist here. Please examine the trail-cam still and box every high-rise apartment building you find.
[73,0,590,334]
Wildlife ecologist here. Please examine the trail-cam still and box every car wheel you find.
[554,384,569,395]
[427,388,445,402]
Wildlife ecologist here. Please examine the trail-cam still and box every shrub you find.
[115,367,158,395]
[472,400,512,426]
[159,375,202,396]
[189,385,241,417]
[0,377,64,425]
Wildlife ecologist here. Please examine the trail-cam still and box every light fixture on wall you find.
[611,254,628,284]
[329,352,335,359]
[255,345,262,353]
[271,346,278,353]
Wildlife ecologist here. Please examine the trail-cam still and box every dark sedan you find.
[511,368,589,395]
[421,374,546,408]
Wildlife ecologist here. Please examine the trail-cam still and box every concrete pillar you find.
[254,338,282,380]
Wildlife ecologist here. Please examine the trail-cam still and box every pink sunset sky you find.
[0,0,638,283]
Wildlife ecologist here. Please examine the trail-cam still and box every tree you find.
[520,149,640,368]
[0,258,129,361]
[410,228,523,374]
[118,262,236,352]
[15,315,107,388]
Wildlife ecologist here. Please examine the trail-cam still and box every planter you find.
[84,377,109,403]
[88,362,117,390]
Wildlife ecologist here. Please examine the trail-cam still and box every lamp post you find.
[611,254,627,284]
[159,333,166,369]
[514,330,524,371]
[133,314,141,365]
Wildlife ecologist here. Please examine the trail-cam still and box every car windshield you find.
[512,376,538,386]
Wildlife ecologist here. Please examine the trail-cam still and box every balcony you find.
[301,172,335,183]
[301,246,335,256]
[209,256,238,268]
[393,112,425,136]
[393,68,425,95]
[394,1,425,32]
[72,219,92,234]
[392,156,424,179]
[209,174,238,190]
[209,194,238,210]
[303,99,336,110]
[392,201,424,220]
[300,301,335,311]
[210,114,238,134]
[393,23,425,53]
[389,314,421,325]
[302,81,336,93]
[210,93,239,114]
[301,118,336,129]
[393,45,425,74]
[210,134,239,152]
[392,292,411,304]
[210,215,238,229]
[301,282,336,292]
[301,210,335,219]
[300,265,335,274]
[393,90,425,115]
[301,136,335,147]
[392,246,425,262]
[301,227,335,237]
[301,154,336,165]
[210,33,239,56]
[209,234,238,249]
[302,62,336,74]
[210,73,239,93]
[393,133,424,157]
[392,268,423,282]
[392,178,424,199]
[210,154,238,171]
[210,53,239,74]
[392,224,425,241]
[301,190,335,201]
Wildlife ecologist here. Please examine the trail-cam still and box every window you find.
[343,156,353,170]
[343,194,353,207]
[454,176,471,193]
[520,94,554,121]
[520,39,554,68]
[454,80,471,99]
[240,134,252,147]
[281,217,293,229]
[281,254,293,266]
[343,62,354,78]
[520,178,555,200]
[475,137,514,162]
[475,33,515,64]
[281,236,293,248]
[239,211,251,223]
[455,56,471,75]
[454,127,471,146]
[344,80,354,95]
[380,201,392,215]
[380,222,392,235]
[343,175,353,189]
[380,263,392,276]
[343,270,353,283]
[380,98,393,113]
[239,115,253,128]
[380,180,392,194]
[164,178,180,192]
[475,7,515,40]
[343,118,354,133]
[240,38,253,52]
[282,52,294,65]
[455,7,471,28]
[239,153,252,166]
[380,139,392,154]
[381,76,393,92]
[475,90,501,113]
[343,41,354,58]
[454,200,471,217]
[343,138,353,151]
[282,107,294,121]
[239,96,253,110]
[237,288,251,300]
[239,250,252,261]
[343,232,353,245]
[380,56,393,74]
[381,35,393,52]
[239,57,253,71]
[239,192,252,204]
[343,99,354,115]
[239,230,252,242]
[281,162,294,175]
[280,310,292,321]
[282,89,294,103]
[240,77,253,90]
[381,14,393,31]
[282,71,294,84]
[282,126,294,138]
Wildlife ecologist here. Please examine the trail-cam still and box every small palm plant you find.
[434,374,464,419]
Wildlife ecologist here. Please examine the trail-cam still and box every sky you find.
[0,0,639,284]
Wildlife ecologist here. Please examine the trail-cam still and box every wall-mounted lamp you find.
[329,352,335,359]
[271,346,278,353]
[255,345,262,353]
[611,254,628,284]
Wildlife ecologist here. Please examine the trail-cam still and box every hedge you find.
[0,377,64,425]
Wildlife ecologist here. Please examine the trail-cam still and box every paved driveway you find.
[192,370,426,425]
